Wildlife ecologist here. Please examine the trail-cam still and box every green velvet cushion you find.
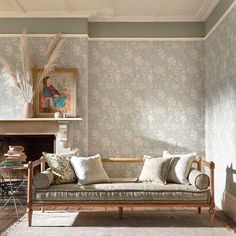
[33,169,54,189]
[34,182,210,202]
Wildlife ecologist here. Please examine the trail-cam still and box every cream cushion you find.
[163,151,196,184]
[43,148,80,185]
[139,156,172,184]
[70,154,110,185]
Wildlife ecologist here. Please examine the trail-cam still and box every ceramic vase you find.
[54,111,63,118]
[23,102,33,118]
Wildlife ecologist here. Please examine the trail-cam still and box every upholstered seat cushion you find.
[34,182,210,203]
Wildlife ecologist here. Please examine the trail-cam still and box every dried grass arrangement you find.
[0,32,64,117]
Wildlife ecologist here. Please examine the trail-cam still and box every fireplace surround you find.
[0,135,55,162]
[0,120,77,156]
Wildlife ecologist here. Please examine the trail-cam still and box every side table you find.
[0,165,28,219]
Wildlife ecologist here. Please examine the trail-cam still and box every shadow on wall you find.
[137,136,194,157]
[224,164,236,197]
[89,135,197,158]
[221,164,236,221]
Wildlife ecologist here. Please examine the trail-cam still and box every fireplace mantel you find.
[0,118,83,153]
[0,118,82,122]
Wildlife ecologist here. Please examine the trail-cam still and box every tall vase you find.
[23,102,33,118]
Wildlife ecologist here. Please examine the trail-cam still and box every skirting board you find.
[222,191,236,222]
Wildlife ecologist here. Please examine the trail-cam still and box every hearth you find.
[0,135,55,162]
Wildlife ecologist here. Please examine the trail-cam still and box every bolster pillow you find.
[188,169,210,190]
[33,169,54,189]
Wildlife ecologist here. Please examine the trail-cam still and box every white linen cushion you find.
[163,151,196,184]
[139,155,172,184]
[70,154,110,185]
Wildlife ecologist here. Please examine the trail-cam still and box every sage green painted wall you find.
[205,0,235,34]
[0,18,88,34]
[88,22,205,38]
[0,18,204,37]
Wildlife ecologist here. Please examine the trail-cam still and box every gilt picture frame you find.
[33,68,78,118]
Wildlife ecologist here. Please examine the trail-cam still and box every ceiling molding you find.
[89,15,200,22]
[59,0,70,13]
[111,0,116,17]
[89,37,204,41]
[0,0,221,22]
[10,0,26,12]
[0,12,72,18]
[94,0,114,17]
[196,0,220,21]
[0,13,203,22]
[0,34,88,37]
[152,0,163,17]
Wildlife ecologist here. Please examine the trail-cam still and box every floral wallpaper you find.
[88,40,205,157]
[0,36,206,158]
[0,37,88,155]
[205,3,236,205]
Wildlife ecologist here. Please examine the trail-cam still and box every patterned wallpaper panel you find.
[205,4,236,203]
[0,37,88,155]
[88,41,205,157]
[0,36,205,158]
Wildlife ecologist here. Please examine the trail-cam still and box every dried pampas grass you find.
[0,32,64,104]
[31,35,64,102]
[0,56,19,88]
[20,31,35,85]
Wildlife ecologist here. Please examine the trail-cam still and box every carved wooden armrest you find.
[195,157,215,205]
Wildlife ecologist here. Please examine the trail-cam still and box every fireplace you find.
[0,120,74,155]
[0,135,55,162]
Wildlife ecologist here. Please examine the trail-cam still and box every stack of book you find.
[1,146,27,166]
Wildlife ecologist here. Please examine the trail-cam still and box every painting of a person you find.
[41,76,67,113]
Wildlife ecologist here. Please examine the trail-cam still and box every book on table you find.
[0,145,27,166]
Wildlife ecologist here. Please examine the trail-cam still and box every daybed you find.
[27,157,215,227]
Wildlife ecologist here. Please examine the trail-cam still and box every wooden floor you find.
[0,206,26,235]
[0,206,235,235]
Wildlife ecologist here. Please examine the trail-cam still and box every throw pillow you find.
[33,169,54,189]
[139,155,173,184]
[163,150,196,184]
[43,148,80,184]
[188,169,210,190]
[70,154,110,185]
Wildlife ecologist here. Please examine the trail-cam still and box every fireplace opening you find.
[0,135,55,162]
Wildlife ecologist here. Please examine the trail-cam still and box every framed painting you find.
[33,68,77,117]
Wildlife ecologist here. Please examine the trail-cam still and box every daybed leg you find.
[118,207,123,219]
[197,207,201,214]
[41,207,44,213]
[209,207,215,227]
[27,208,33,227]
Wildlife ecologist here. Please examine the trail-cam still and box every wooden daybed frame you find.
[26,157,215,227]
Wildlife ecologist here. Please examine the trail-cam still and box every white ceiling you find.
[0,0,220,22]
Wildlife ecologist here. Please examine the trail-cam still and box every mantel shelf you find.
[0,118,83,122]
